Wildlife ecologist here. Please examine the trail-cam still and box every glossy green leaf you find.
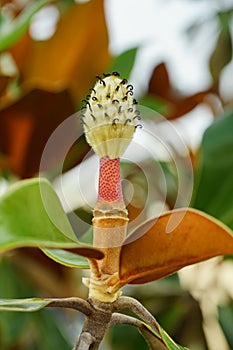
[0,0,54,51]
[139,322,168,350]
[119,208,233,285]
[42,248,89,268]
[110,47,138,79]
[0,178,103,260]
[137,320,188,350]
[80,227,93,245]
[193,110,233,229]
[159,327,188,350]
[0,298,50,312]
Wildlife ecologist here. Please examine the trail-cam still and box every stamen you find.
[96,75,106,87]
[120,78,128,85]
[82,100,91,109]
[80,117,87,125]
[133,115,141,120]
[135,124,143,129]
[112,118,119,125]
[126,90,133,96]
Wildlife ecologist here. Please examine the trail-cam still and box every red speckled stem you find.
[94,156,127,276]
[97,156,123,203]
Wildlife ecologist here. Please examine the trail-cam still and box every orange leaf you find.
[0,89,76,177]
[148,63,212,120]
[0,77,10,97]
[119,208,233,285]
[11,0,111,101]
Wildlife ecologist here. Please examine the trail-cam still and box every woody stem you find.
[88,156,128,301]
[93,156,128,274]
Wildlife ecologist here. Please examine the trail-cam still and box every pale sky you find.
[103,0,233,153]
[105,0,233,95]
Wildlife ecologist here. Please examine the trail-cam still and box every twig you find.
[114,296,160,332]
[71,298,114,350]
[109,312,142,327]
[45,297,93,316]
[73,332,94,350]
[110,311,167,350]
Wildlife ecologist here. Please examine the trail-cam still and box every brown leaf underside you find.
[119,208,233,285]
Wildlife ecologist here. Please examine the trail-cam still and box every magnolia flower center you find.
[81,72,141,159]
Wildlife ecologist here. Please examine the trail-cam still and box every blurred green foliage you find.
[193,111,233,229]
[0,259,73,350]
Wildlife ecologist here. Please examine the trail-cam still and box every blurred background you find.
[0,0,233,349]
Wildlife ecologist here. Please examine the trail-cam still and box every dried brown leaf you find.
[11,0,111,101]
[119,208,233,285]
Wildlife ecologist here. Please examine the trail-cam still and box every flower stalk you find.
[81,72,140,302]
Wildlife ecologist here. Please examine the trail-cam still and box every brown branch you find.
[44,295,161,349]
[72,298,113,350]
[73,332,94,350]
[45,297,93,316]
[114,296,160,332]
[109,312,142,327]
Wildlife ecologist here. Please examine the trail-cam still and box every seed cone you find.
[81,73,140,159]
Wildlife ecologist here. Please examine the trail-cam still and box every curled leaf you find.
[119,208,233,285]
[139,322,188,350]
[42,248,89,268]
[139,322,168,350]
